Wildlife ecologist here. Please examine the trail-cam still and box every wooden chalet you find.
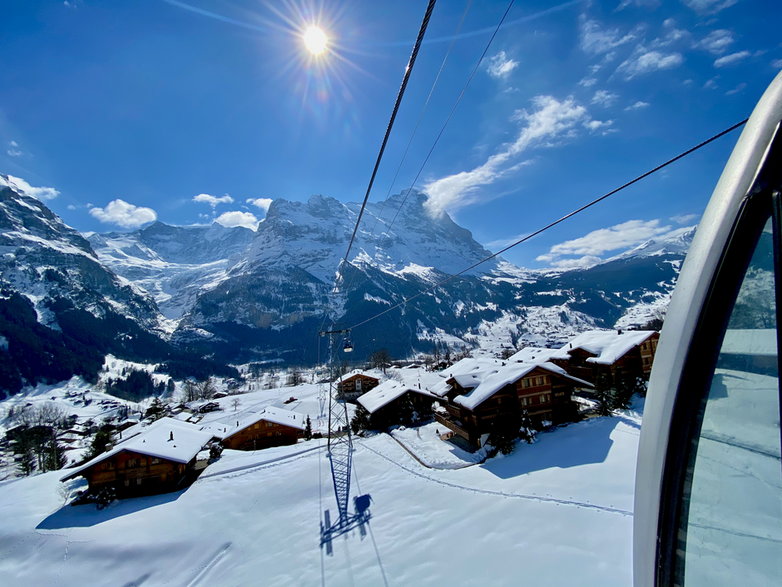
[549,330,660,384]
[336,372,380,401]
[203,406,305,451]
[356,380,436,429]
[60,418,213,498]
[432,359,590,449]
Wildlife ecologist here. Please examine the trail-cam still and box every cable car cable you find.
[385,0,516,231]
[346,118,749,332]
[340,0,438,270]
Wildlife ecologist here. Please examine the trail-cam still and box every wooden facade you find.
[434,367,581,449]
[552,332,659,383]
[362,389,434,430]
[221,419,302,451]
[63,449,196,497]
[337,373,380,401]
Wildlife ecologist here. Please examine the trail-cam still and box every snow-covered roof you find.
[61,418,213,481]
[557,330,656,365]
[508,346,562,364]
[337,370,380,384]
[200,405,305,440]
[721,329,777,356]
[453,362,592,411]
[357,380,436,414]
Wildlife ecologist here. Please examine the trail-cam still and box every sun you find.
[302,25,329,56]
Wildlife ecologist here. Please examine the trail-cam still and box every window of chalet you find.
[356,378,363,392]
[126,458,140,469]
[151,458,160,465]
[101,460,114,470]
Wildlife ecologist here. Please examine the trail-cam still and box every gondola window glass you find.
[680,217,782,585]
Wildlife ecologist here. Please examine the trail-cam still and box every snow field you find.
[0,406,641,586]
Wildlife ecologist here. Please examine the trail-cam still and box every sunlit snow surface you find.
[0,404,641,586]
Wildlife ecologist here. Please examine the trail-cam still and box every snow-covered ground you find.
[0,405,642,585]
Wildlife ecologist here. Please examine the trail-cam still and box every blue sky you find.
[1,0,780,269]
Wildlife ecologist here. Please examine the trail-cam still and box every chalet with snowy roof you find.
[356,380,437,429]
[202,406,305,451]
[551,330,659,383]
[336,371,380,401]
[433,361,590,449]
[60,418,213,498]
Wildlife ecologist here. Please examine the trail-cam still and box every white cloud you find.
[617,49,683,79]
[193,193,234,207]
[536,219,677,265]
[682,0,738,15]
[583,119,614,133]
[714,50,751,67]
[215,211,259,230]
[486,51,518,79]
[696,29,734,55]
[5,174,60,200]
[579,17,637,55]
[6,140,23,157]
[246,197,273,213]
[625,100,650,110]
[578,77,598,88]
[704,76,719,89]
[726,82,747,95]
[89,199,157,228]
[773,58,782,69]
[424,95,591,216]
[591,90,619,106]
[618,0,661,9]
[671,213,699,225]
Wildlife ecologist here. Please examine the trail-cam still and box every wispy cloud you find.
[773,58,782,69]
[671,213,699,225]
[617,49,683,79]
[215,211,259,230]
[89,199,157,228]
[618,0,661,9]
[695,29,734,55]
[486,51,519,80]
[246,197,273,213]
[625,100,650,110]
[682,0,738,15]
[714,50,751,68]
[5,174,60,200]
[578,77,598,88]
[193,193,234,207]
[725,82,747,95]
[536,219,683,267]
[591,89,619,107]
[424,95,598,216]
[6,140,23,157]
[579,17,637,55]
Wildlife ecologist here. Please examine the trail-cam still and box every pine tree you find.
[350,405,372,435]
[304,416,312,440]
[594,373,614,417]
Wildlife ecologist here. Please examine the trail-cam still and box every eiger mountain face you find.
[1,178,691,392]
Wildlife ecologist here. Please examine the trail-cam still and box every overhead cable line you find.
[368,0,473,233]
[340,0,438,270]
[346,118,749,332]
[385,0,516,230]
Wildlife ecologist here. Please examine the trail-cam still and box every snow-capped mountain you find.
[0,176,236,395]
[0,177,694,388]
[89,190,691,364]
[87,222,254,319]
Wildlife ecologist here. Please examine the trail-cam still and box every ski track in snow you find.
[186,542,232,587]
[358,437,634,517]
[198,445,324,480]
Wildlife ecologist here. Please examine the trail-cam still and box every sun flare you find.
[302,25,329,56]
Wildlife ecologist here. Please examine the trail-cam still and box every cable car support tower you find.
[319,328,371,555]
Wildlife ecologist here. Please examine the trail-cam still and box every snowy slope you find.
[0,407,641,586]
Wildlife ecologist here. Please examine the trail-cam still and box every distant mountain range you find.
[0,174,692,394]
